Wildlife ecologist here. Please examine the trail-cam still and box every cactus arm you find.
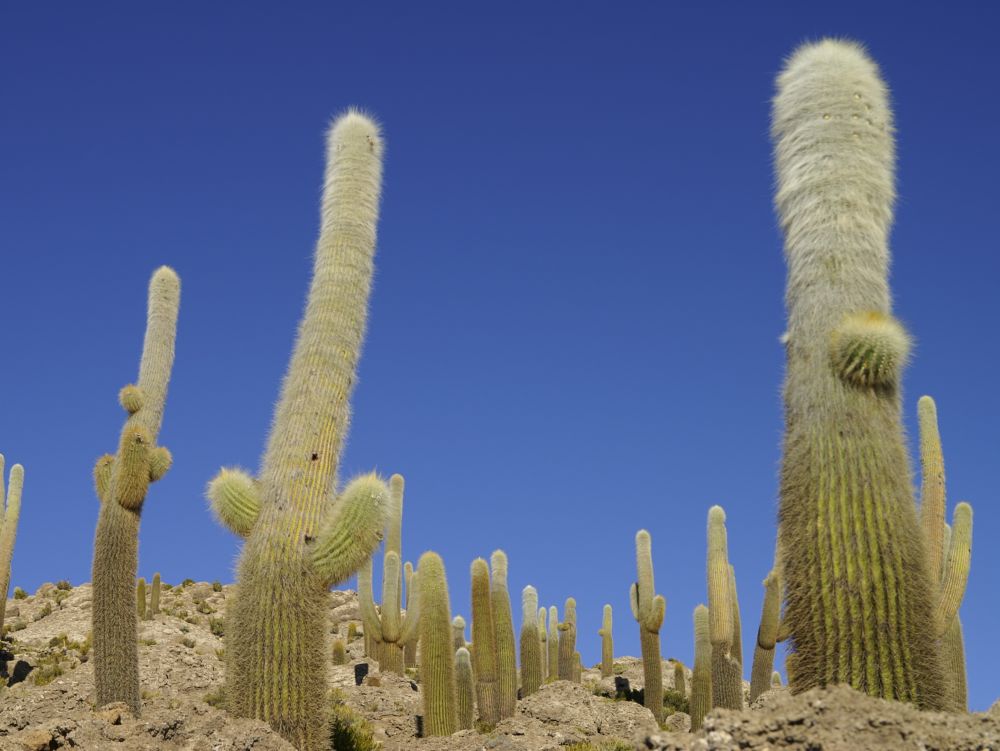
[756,570,782,650]
[380,550,402,642]
[93,454,115,503]
[0,462,23,632]
[357,554,384,644]
[918,396,947,579]
[399,570,420,646]
[206,467,261,537]
[935,502,972,637]
[309,473,388,587]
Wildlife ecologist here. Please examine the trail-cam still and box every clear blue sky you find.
[3,2,997,711]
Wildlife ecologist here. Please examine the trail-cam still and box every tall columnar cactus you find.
[358,475,414,672]
[490,550,518,718]
[404,561,417,669]
[917,396,973,711]
[773,39,945,707]
[519,585,542,696]
[470,557,500,728]
[630,530,665,723]
[546,606,559,681]
[728,565,743,666]
[417,552,456,736]
[707,507,742,709]
[571,652,582,682]
[0,456,24,634]
[749,568,782,702]
[598,604,613,678]
[673,661,686,696]
[455,647,475,730]
[149,573,161,617]
[557,596,577,680]
[771,671,782,688]
[690,604,712,732]
[92,266,179,714]
[537,607,548,681]
[452,615,467,652]
[206,112,390,749]
[136,578,147,620]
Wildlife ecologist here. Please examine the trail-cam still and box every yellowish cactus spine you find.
[92,266,179,715]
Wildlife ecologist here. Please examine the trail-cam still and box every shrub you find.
[13,587,27,600]
[328,690,378,751]
[55,580,72,591]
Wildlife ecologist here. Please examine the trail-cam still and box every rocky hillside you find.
[0,581,997,750]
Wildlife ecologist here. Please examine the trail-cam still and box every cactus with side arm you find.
[708,507,742,709]
[630,530,665,723]
[557,596,577,681]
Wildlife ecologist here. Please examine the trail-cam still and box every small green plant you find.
[662,688,688,716]
[212,581,223,592]
[139,638,157,646]
[9,619,26,632]
[34,602,53,621]
[55,580,72,591]
[209,617,225,637]
[204,686,226,708]
[197,601,214,614]
[328,689,378,751]
[34,662,64,686]
[181,637,196,649]
[13,587,26,600]
[181,578,194,587]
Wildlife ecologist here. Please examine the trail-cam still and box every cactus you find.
[150,573,160,616]
[598,604,613,678]
[452,615,467,652]
[347,622,359,642]
[92,266,179,714]
[470,557,500,728]
[358,478,418,674]
[571,652,582,683]
[690,604,712,731]
[728,565,743,666]
[546,606,559,681]
[490,551,518,718]
[206,112,390,749]
[417,552,456,736]
[771,671,782,688]
[404,561,417,669]
[557,596,577,680]
[332,639,347,665]
[519,586,542,696]
[455,647,475,730]
[537,607,548,681]
[772,39,944,707]
[630,530,665,723]
[749,568,782,702]
[136,578,147,620]
[673,661,685,696]
[0,457,24,635]
[707,507,742,709]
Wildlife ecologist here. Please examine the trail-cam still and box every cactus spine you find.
[749,568,782,702]
[455,647,475,730]
[707,507,742,709]
[92,266,179,714]
[519,585,542,696]
[630,529,665,723]
[417,552,456,736]
[557,596,577,680]
[690,604,712,731]
[136,578,147,620]
[598,604,613,678]
[358,475,418,674]
[150,573,160,616]
[772,39,944,707]
[918,397,973,711]
[0,457,24,634]
[546,606,559,681]
[490,550,518,718]
[470,557,500,728]
[207,112,391,749]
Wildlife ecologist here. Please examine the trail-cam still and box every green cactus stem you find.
[708,507,742,709]
[136,578,147,620]
[519,585,542,696]
[332,639,347,665]
[455,647,475,730]
[571,652,582,683]
[491,551,518,718]
[673,661,685,695]
[417,552,456,736]
[771,671,782,688]
[537,607,548,681]
[749,569,782,702]
[404,561,417,669]
[92,266,179,715]
[630,529,665,723]
[452,615,467,652]
[598,604,613,678]
[150,573,160,616]
[0,457,24,635]
[773,39,944,707]
[557,596,577,681]
[690,604,712,731]
[208,111,391,750]
[546,606,559,681]
[471,557,500,728]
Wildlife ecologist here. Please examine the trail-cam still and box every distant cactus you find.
[417,552,456,736]
[149,573,160,616]
[206,111,390,749]
[92,266,179,715]
[571,652,582,683]
[491,551,518,718]
[771,671,782,688]
[136,578,147,620]
[519,586,542,696]
[546,606,559,681]
[557,596,577,681]
[470,557,500,728]
[707,507,741,709]
[452,615,467,652]
[537,607,548,681]
[749,568,781,702]
[673,661,685,696]
[917,397,973,711]
[332,639,347,665]
[455,647,475,730]
[0,457,24,635]
[598,604,613,678]
[690,604,712,731]
[347,622,359,642]
[630,530,665,723]
[403,561,417,669]
[772,39,944,707]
